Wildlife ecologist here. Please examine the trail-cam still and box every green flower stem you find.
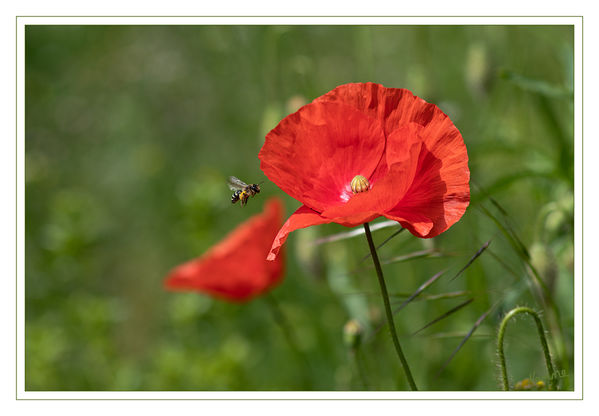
[497,306,557,390]
[264,293,313,389]
[363,222,418,391]
[350,348,369,389]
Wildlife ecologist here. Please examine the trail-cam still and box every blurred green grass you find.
[25,25,574,391]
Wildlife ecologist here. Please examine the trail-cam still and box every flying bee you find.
[228,176,262,207]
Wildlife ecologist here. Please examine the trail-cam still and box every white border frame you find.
[15,16,583,400]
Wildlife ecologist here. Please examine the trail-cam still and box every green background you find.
[25,25,574,390]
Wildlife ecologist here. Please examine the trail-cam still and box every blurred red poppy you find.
[259,82,470,260]
[164,198,285,302]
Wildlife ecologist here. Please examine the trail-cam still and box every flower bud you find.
[514,378,546,390]
[343,319,363,350]
[514,378,533,390]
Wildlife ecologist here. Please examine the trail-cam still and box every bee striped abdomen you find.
[231,189,242,204]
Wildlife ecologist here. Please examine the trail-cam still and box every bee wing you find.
[227,176,248,191]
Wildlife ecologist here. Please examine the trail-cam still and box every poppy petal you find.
[382,211,434,236]
[319,134,422,220]
[388,144,470,238]
[316,82,443,138]
[326,211,381,228]
[317,82,467,162]
[259,101,386,213]
[165,198,285,302]
[315,82,430,135]
[267,204,333,261]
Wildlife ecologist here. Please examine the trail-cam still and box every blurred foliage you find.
[25,25,574,391]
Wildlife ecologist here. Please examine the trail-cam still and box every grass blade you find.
[478,204,531,263]
[391,291,470,302]
[360,227,405,263]
[393,270,447,313]
[351,249,442,278]
[412,298,474,336]
[313,220,397,245]
[450,240,491,281]
[488,196,531,258]
[470,171,556,205]
[435,302,498,376]
[381,249,443,265]
[366,270,447,342]
[486,247,521,282]
[500,69,573,98]
[478,204,551,297]
[341,290,468,302]
[417,332,491,340]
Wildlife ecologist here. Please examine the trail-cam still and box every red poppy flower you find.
[259,82,470,260]
[164,198,285,302]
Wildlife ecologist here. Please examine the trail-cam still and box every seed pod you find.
[350,175,370,194]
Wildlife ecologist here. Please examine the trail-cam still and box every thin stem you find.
[497,306,557,390]
[363,222,418,391]
[264,293,312,389]
[350,349,369,389]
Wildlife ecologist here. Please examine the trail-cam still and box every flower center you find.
[350,175,370,194]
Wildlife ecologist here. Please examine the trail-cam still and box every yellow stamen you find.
[351,175,370,194]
